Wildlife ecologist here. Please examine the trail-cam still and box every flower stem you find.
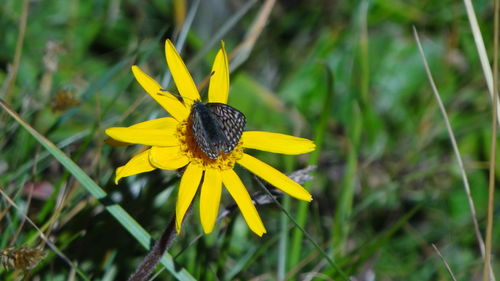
[127,214,178,281]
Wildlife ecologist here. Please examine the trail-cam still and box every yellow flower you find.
[105,40,315,236]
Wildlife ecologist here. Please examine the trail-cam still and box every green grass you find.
[1,0,499,280]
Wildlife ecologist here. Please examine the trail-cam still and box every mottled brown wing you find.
[191,102,227,159]
[206,103,246,153]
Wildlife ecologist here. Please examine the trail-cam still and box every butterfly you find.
[191,101,246,159]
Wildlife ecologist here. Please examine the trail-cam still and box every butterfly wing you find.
[191,102,226,158]
[191,102,246,159]
[206,103,246,154]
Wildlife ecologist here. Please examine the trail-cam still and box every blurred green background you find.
[1,0,499,280]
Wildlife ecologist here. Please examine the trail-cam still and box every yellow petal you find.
[105,118,178,147]
[176,164,203,233]
[242,131,316,155]
[164,40,200,106]
[149,146,189,170]
[238,153,312,201]
[105,127,179,146]
[104,137,130,147]
[131,65,189,120]
[208,42,229,104]
[129,117,178,129]
[221,169,266,236]
[115,149,155,184]
[200,169,222,234]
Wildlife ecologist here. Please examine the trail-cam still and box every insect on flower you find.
[105,40,316,236]
[191,101,246,159]
[0,245,45,271]
[158,89,246,159]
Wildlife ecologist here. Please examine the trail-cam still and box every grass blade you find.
[462,0,500,124]
[255,177,349,281]
[187,0,258,69]
[432,244,458,281]
[0,188,91,281]
[413,27,494,281]
[0,99,195,281]
[483,0,499,279]
[229,0,276,72]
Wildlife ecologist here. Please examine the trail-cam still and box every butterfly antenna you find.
[157,89,191,103]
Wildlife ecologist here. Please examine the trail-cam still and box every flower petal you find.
[115,149,155,184]
[242,131,316,155]
[129,117,178,129]
[149,146,189,170]
[104,117,179,146]
[238,153,312,201]
[131,65,189,120]
[105,118,178,147]
[200,169,222,234]
[208,42,229,104]
[176,164,203,233]
[221,169,266,236]
[105,127,179,146]
[164,39,200,106]
[104,137,130,147]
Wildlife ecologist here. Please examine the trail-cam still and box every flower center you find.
[176,119,243,170]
